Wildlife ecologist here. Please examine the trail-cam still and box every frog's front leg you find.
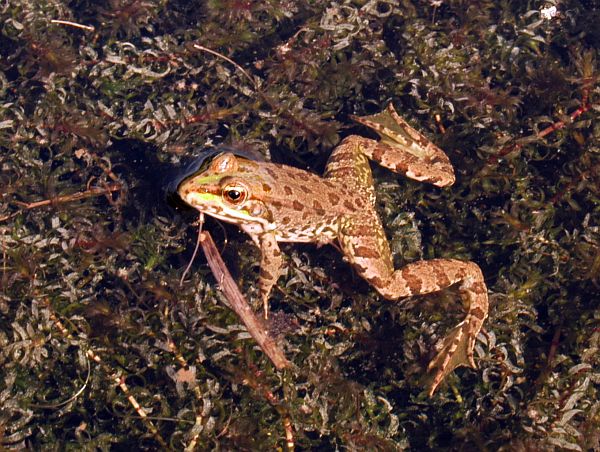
[256,232,283,318]
[339,219,488,396]
[350,104,456,187]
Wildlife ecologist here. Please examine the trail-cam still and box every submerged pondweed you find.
[1,0,599,450]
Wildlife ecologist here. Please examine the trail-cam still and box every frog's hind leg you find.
[339,220,488,395]
[351,104,455,187]
[389,259,489,396]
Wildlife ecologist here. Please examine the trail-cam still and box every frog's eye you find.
[223,185,247,205]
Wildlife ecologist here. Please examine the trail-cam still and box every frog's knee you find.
[366,275,409,300]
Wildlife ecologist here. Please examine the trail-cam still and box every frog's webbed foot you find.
[401,260,488,396]
[422,316,478,396]
[350,103,455,187]
[257,233,283,319]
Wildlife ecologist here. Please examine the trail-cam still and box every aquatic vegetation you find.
[1,0,599,449]
[96,0,161,38]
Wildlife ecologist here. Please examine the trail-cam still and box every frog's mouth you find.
[181,189,270,228]
[180,190,218,211]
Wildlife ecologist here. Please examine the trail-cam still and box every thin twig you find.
[284,415,295,452]
[192,44,258,90]
[486,101,592,166]
[88,153,121,183]
[236,363,295,449]
[184,412,204,452]
[0,183,122,222]
[1,231,6,292]
[199,230,291,370]
[434,113,446,134]
[180,213,204,286]
[29,352,90,409]
[536,102,591,139]
[50,19,95,32]
[534,322,563,388]
[190,43,331,139]
[38,299,170,449]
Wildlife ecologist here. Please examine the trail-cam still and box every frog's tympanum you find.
[178,104,489,395]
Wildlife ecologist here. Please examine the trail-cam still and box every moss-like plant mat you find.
[1,1,598,450]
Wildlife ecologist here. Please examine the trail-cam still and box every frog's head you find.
[177,152,272,225]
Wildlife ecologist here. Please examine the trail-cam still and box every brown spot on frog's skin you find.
[471,306,486,320]
[327,153,346,164]
[262,183,272,192]
[313,200,323,210]
[265,167,279,179]
[281,216,291,225]
[351,224,374,236]
[328,193,340,205]
[260,268,273,279]
[354,246,380,258]
[471,281,487,294]
[400,267,423,293]
[343,200,355,211]
[366,275,385,287]
[393,162,409,173]
[284,186,293,196]
[300,185,313,194]
[284,169,301,180]
[432,263,452,288]
[328,167,355,179]
[292,200,304,211]
[455,267,468,279]
[353,263,368,273]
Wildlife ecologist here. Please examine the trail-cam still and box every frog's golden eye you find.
[223,185,247,205]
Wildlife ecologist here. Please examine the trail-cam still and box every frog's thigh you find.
[338,219,395,288]
[257,233,283,317]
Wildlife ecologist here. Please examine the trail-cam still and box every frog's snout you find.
[179,187,197,206]
[177,178,199,200]
[179,185,212,209]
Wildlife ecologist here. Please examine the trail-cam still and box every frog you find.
[177,104,489,396]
